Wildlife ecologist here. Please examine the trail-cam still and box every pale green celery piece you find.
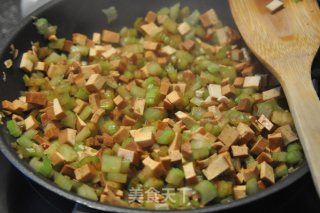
[169,2,180,21]
[61,111,76,129]
[254,99,282,119]
[246,178,258,195]
[29,157,42,171]
[48,38,65,50]
[103,120,119,135]
[143,177,164,190]
[54,173,73,191]
[286,151,303,165]
[71,156,99,168]
[77,184,98,201]
[287,143,302,152]
[157,7,170,15]
[220,66,237,81]
[147,62,162,76]
[184,10,200,25]
[226,110,250,126]
[207,62,220,74]
[157,128,175,145]
[272,152,287,163]
[75,126,91,144]
[271,110,294,127]
[130,85,146,98]
[190,107,206,121]
[166,63,178,83]
[107,173,128,183]
[57,144,78,162]
[6,120,22,137]
[117,85,132,101]
[44,141,60,156]
[78,106,93,121]
[217,181,233,198]
[138,166,154,183]
[175,50,193,70]
[163,18,178,34]
[145,87,161,107]
[168,192,190,209]
[101,154,122,173]
[166,168,184,187]
[44,52,63,64]
[195,180,217,205]
[70,45,89,57]
[102,6,118,24]
[74,87,89,101]
[17,136,34,148]
[191,139,211,160]
[144,108,166,122]
[275,164,288,178]
[180,6,190,19]
[100,98,115,111]
[120,159,131,173]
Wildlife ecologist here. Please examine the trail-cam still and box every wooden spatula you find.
[229,0,320,196]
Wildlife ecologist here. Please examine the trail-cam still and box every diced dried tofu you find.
[142,156,166,176]
[233,185,247,199]
[85,74,106,92]
[183,162,198,184]
[243,76,261,88]
[275,125,298,145]
[74,164,96,182]
[92,32,101,44]
[53,98,65,120]
[256,152,272,164]
[258,114,274,131]
[133,98,145,116]
[262,87,281,101]
[231,49,244,61]
[203,156,229,180]
[72,33,87,46]
[145,11,157,23]
[208,84,222,98]
[266,0,284,13]
[231,145,249,157]
[143,41,159,51]
[59,128,77,145]
[117,147,139,165]
[260,161,275,184]
[218,125,239,148]
[200,9,219,28]
[20,53,34,72]
[140,22,162,36]
[25,115,39,130]
[113,126,130,144]
[175,111,198,128]
[177,22,191,35]
[160,45,176,55]
[102,30,120,43]
[268,132,284,150]
[250,137,269,156]
[169,150,182,164]
[133,131,154,148]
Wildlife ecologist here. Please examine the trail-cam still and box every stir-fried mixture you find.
[2,3,304,210]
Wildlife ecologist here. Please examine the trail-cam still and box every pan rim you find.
[0,0,309,212]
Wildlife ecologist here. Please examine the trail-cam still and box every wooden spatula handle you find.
[280,73,320,195]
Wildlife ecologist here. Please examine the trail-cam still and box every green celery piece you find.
[168,192,190,209]
[226,110,250,126]
[217,180,233,198]
[48,38,65,50]
[77,184,98,201]
[275,164,288,178]
[23,129,38,139]
[246,178,258,195]
[78,105,93,121]
[184,10,200,25]
[17,136,34,148]
[120,159,131,173]
[6,120,22,137]
[144,108,166,122]
[103,120,119,136]
[29,157,42,171]
[61,110,76,129]
[165,168,185,187]
[39,155,53,177]
[106,173,128,184]
[34,18,49,35]
[71,156,99,168]
[70,45,89,57]
[44,141,60,156]
[255,99,281,119]
[147,62,162,76]
[100,98,115,111]
[101,154,122,173]
[138,166,154,183]
[75,126,91,143]
[287,143,302,152]
[286,151,303,165]
[272,152,287,163]
[157,129,175,145]
[143,177,164,190]
[44,52,63,64]
[57,144,78,162]
[271,110,294,127]
[74,87,89,101]
[169,2,180,21]
[195,180,217,205]
[220,66,236,81]
[207,62,220,74]
[54,173,73,191]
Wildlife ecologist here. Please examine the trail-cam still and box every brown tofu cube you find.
[113,95,126,109]
[133,98,145,116]
[231,145,249,157]
[256,152,273,164]
[90,108,105,124]
[49,152,65,168]
[160,82,171,96]
[200,9,219,28]
[233,77,245,88]
[243,76,261,88]
[25,115,39,130]
[143,41,159,51]
[203,156,229,180]
[59,128,77,145]
[235,172,245,184]
[258,114,274,131]
[102,30,120,43]
[233,185,247,199]
[268,132,284,150]
[85,74,106,92]
[89,93,101,111]
[140,22,161,36]
[262,87,281,101]
[236,98,251,112]
[72,33,87,46]
[112,126,130,144]
[275,125,298,145]
[61,165,75,178]
[166,91,182,106]
[266,0,284,13]
[218,125,239,148]
[250,137,269,156]
[260,162,275,184]
[169,150,182,164]
[53,98,65,120]
[122,115,136,126]
[177,22,191,35]
[231,49,244,61]
[20,52,34,72]
[92,32,101,44]
[241,65,255,77]
[183,162,198,184]
[103,133,114,147]
[144,10,157,23]
[160,45,176,55]
[208,84,222,98]
[157,14,168,24]
[133,131,154,148]
[221,84,236,97]
[181,40,195,51]
[26,92,47,106]
[34,62,47,72]
[237,122,255,144]
[143,156,166,176]
[242,166,259,182]
[101,47,117,59]
[175,111,198,128]
[74,164,96,182]
[168,131,182,153]
[117,147,139,165]
[160,156,171,170]
[44,123,60,139]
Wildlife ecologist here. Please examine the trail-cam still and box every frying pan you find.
[0,0,310,212]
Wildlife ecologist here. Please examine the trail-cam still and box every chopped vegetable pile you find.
[1,3,304,210]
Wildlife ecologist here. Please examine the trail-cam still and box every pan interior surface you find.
[0,0,308,212]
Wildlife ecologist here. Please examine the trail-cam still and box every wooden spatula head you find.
[229,0,320,80]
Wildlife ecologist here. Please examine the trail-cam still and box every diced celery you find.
[130,85,146,98]
[271,110,294,127]
[166,63,178,83]
[167,192,190,209]
[166,168,184,187]
[287,143,302,153]
[101,154,122,173]
[204,123,222,136]
[272,152,287,163]
[120,159,131,173]
[246,178,258,195]
[48,38,66,50]
[195,180,217,205]
[144,108,166,122]
[217,181,233,198]
[39,155,53,177]
[75,126,91,143]
[71,156,99,168]
[255,99,281,119]
[77,184,98,201]
[79,106,93,121]
[138,166,154,183]
[184,10,200,25]
[157,129,175,145]
[275,164,288,178]
[143,177,164,190]
[6,120,22,137]
[103,120,119,136]
[107,173,128,183]
[61,110,76,129]
[169,3,180,21]
[100,98,115,111]
[226,110,250,126]
[75,87,89,101]
[286,151,303,165]
[191,139,211,160]
[190,107,206,121]
[70,45,89,57]
[147,62,162,76]
[17,136,34,148]
[54,173,73,191]
[220,66,236,81]
[145,87,161,107]
[57,144,78,162]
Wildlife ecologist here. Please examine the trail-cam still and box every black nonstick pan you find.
[0,0,310,212]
